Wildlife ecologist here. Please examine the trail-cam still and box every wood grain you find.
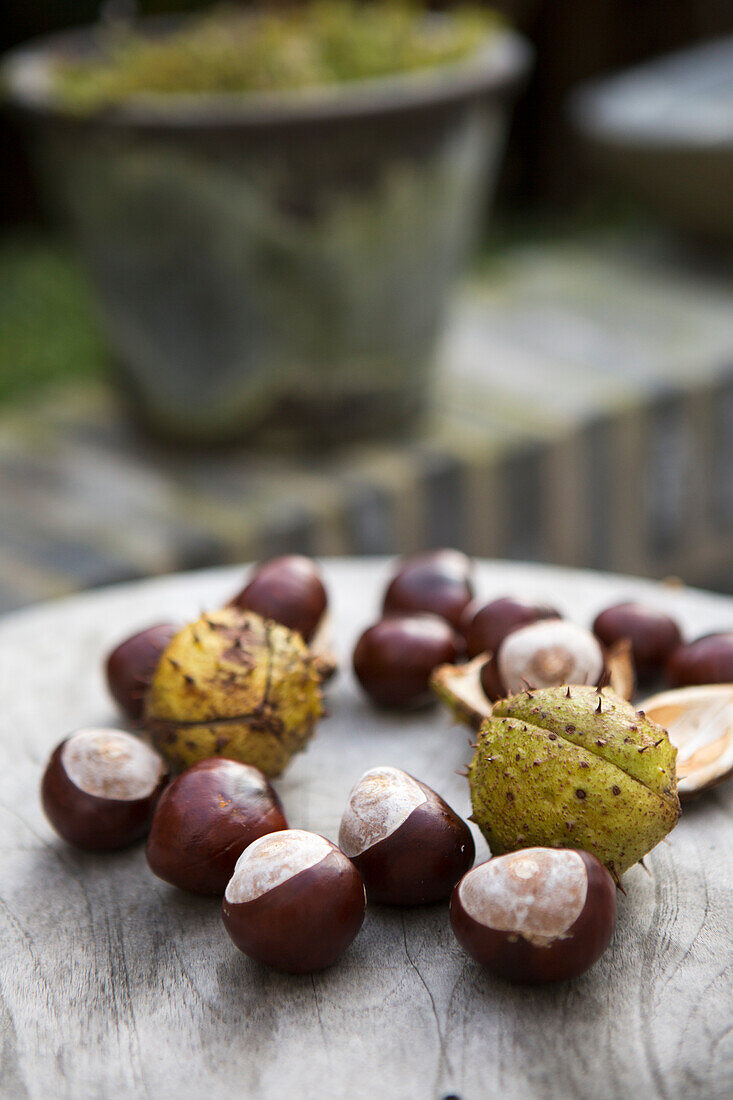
[0,560,731,1099]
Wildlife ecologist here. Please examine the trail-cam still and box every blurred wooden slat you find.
[1,229,732,612]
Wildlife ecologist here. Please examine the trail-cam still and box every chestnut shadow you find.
[674,784,733,821]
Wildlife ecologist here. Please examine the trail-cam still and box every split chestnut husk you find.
[432,674,680,879]
[143,606,334,777]
[639,684,733,799]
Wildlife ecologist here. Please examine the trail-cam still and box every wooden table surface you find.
[1,559,732,1100]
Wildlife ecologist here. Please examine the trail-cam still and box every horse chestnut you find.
[593,601,682,683]
[146,758,288,895]
[106,623,178,720]
[222,830,366,972]
[230,555,327,642]
[382,549,474,630]
[339,766,474,905]
[667,632,733,688]
[41,728,168,850]
[353,614,462,708]
[450,848,616,982]
[462,597,560,659]
[480,619,605,701]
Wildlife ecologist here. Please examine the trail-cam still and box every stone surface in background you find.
[2,232,732,612]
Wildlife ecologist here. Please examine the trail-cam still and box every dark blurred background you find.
[2,1,733,612]
[4,0,732,223]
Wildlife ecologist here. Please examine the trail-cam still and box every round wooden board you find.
[1,559,732,1100]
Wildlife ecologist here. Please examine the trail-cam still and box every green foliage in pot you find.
[54,1,497,109]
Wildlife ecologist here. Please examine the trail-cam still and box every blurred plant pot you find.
[570,37,733,246]
[3,20,530,445]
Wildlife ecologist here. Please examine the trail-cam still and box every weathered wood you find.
[0,559,731,1099]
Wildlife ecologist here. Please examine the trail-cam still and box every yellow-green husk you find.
[144,606,326,777]
[469,686,680,878]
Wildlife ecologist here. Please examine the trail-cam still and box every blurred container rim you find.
[1,13,533,446]
[570,35,733,150]
[2,17,532,132]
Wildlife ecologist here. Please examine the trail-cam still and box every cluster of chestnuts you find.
[40,726,616,981]
[353,551,733,711]
[37,551,733,983]
[41,708,479,973]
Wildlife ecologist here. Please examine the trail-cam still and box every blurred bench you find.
[2,229,732,613]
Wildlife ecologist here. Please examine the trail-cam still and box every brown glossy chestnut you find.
[353,614,463,708]
[667,632,733,688]
[339,766,474,905]
[480,619,605,702]
[230,555,327,642]
[479,655,506,703]
[146,758,288,895]
[593,601,682,684]
[462,596,560,660]
[222,830,366,972]
[450,848,617,982]
[106,623,178,720]
[382,549,474,630]
[41,728,168,850]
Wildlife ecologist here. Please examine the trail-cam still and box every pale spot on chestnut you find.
[498,620,604,696]
[62,729,166,801]
[222,830,366,972]
[41,728,168,850]
[458,848,588,946]
[450,847,617,982]
[225,830,333,904]
[338,767,474,906]
[339,767,427,858]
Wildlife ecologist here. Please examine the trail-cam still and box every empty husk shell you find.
[639,685,733,798]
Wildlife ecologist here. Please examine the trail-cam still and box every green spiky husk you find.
[144,607,325,777]
[469,686,680,879]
